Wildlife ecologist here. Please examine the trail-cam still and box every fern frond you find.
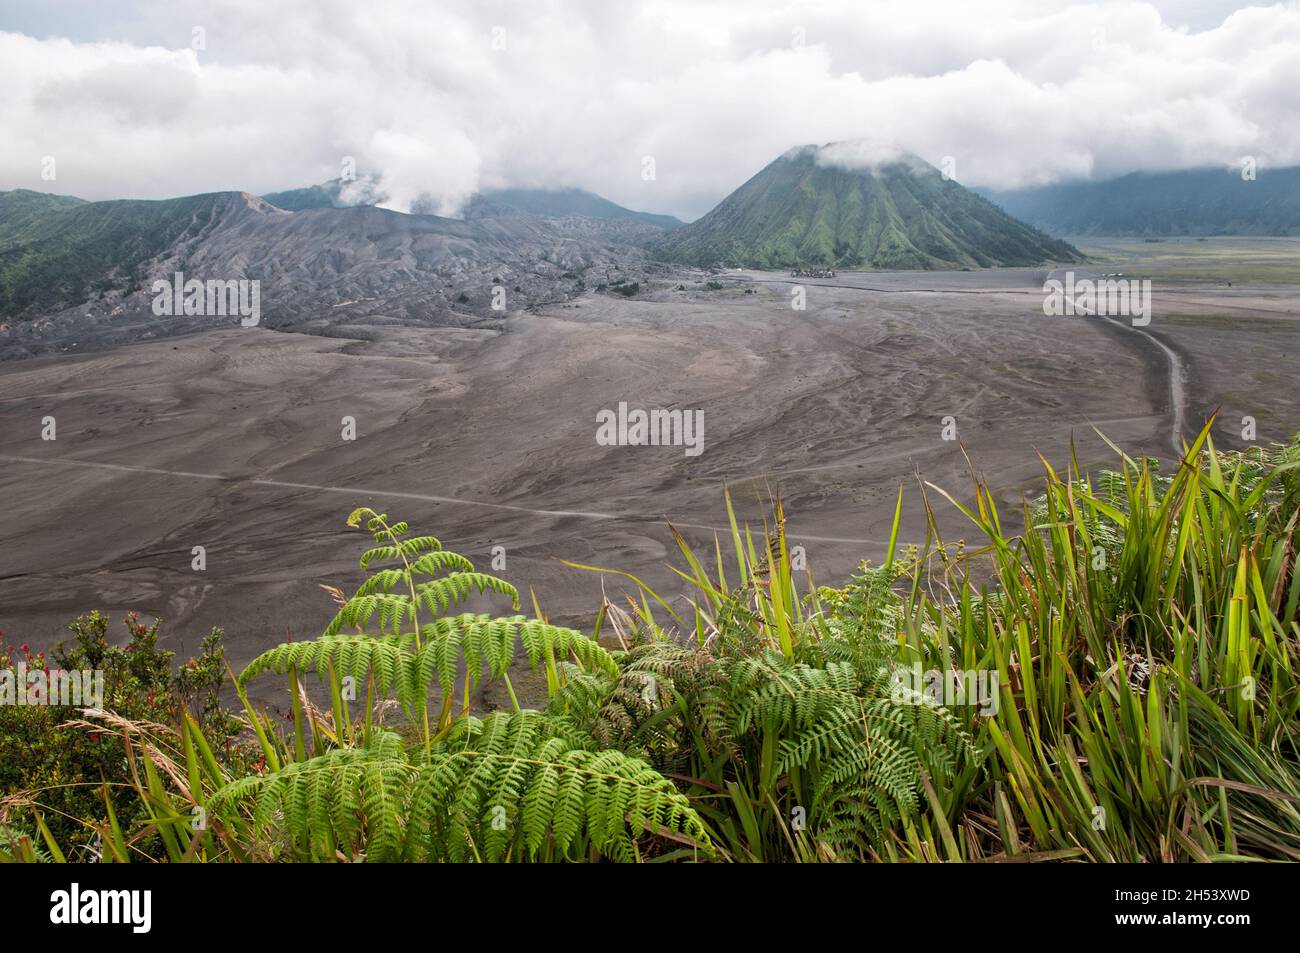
[406,711,712,862]
[213,730,413,861]
[358,545,400,569]
[397,536,443,559]
[408,550,476,577]
[242,614,618,714]
[414,572,519,615]
[322,592,417,638]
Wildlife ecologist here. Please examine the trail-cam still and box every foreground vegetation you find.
[2,420,1298,862]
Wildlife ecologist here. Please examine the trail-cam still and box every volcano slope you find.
[1,256,1296,708]
[655,145,1081,269]
[0,188,664,360]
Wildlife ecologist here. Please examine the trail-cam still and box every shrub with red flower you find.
[0,612,248,857]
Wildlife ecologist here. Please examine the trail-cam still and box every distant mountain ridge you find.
[0,190,282,317]
[0,186,657,359]
[260,182,353,211]
[654,146,1081,269]
[0,147,1097,359]
[980,166,1300,236]
[0,189,86,234]
[469,188,683,229]
[262,181,683,229]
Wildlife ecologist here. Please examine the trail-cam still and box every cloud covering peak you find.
[1,0,1297,220]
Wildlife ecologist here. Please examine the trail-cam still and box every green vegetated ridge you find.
[982,165,1300,237]
[0,189,85,237]
[477,187,684,229]
[262,180,684,229]
[0,190,252,316]
[3,421,1299,863]
[261,182,351,211]
[655,146,1082,269]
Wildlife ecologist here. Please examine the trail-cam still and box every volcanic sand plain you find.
[2,245,1297,708]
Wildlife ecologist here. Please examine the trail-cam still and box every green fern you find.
[547,623,974,858]
[213,712,712,862]
[551,641,733,766]
[732,650,972,855]
[240,613,615,717]
[238,508,616,721]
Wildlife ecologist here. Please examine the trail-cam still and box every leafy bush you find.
[0,613,239,857]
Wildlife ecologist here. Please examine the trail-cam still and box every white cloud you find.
[0,0,1297,219]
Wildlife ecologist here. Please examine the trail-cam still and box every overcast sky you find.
[1,0,1297,220]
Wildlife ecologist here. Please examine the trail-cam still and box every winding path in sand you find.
[1041,267,1188,456]
[735,268,1191,459]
